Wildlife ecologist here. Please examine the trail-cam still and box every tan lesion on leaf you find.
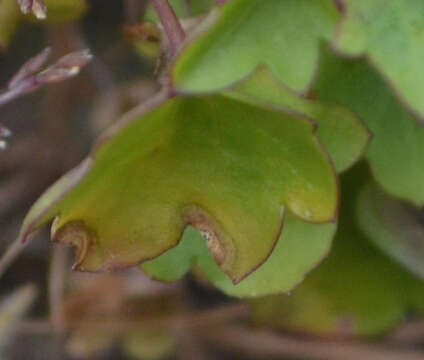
[51,218,96,271]
[182,206,235,274]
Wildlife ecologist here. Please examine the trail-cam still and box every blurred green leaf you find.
[357,182,424,279]
[0,0,21,49]
[20,94,337,284]
[334,0,424,119]
[251,167,424,337]
[314,47,424,206]
[25,0,88,23]
[227,66,370,172]
[172,0,338,94]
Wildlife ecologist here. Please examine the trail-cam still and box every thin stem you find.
[151,0,185,55]
[48,244,69,333]
[0,77,41,107]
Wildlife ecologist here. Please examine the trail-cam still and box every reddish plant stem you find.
[151,0,185,55]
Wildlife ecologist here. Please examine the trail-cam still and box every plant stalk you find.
[151,0,185,55]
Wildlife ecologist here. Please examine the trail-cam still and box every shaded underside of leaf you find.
[143,213,336,298]
[172,0,338,94]
[314,47,424,206]
[227,66,371,173]
[19,94,338,283]
[357,182,424,279]
[250,165,424,337]
[334,0,424,119]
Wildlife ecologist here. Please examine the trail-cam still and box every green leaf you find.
[357,182,424,279]
[0,0,21,49]
[26,0,88,23]
[314,47,424,206]
[227,66,370,172]
[172,0,338,94]
[250,167,424,337]
[334,0,424,119]
[143,213,336,298]
[19,94,337,283]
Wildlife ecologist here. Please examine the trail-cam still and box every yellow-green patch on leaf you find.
[19,94,337,283]
[227,66,370,172]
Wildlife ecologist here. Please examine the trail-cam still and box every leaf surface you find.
[143,213,336,297]
[251,167,424,336]
[20,94,337,283]
[172,0,338,94]
[227,66,370,172]
[357,182,424,279]
[334,0,424,119]
[314,48,424,206]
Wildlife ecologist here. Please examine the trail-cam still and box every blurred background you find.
[1,1,424,359]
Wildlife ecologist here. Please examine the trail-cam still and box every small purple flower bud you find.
[37,49,93,84]
[9,47,51,89]
[0,125,12,138]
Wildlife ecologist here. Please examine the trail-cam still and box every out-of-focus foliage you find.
[315,47,424,206]
[0,0,87,49]
[251,167,424,337]
[0,0,21,48]
[334,0,424,119]
[62,273,177,360]
[357,182,424,279]
[228,66,370,172]
[25,0,88,23]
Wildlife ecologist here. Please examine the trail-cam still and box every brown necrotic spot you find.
[182,206,234,269]
[51,219,95,271]
[199,228,225,266]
